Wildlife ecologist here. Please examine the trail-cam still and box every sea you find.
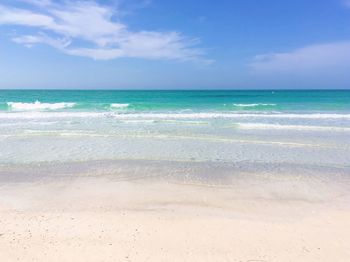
[0,90,349,186]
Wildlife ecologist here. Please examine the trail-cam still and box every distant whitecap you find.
[110,103,130,109]
[232,103,276,107]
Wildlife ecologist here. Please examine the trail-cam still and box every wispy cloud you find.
[0,0,205,61]
[12,33,71,49]
[250,42,350,74]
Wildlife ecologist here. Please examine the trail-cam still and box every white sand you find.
[0,177,349,262]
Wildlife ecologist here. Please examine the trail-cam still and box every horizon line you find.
[0,88,349,91]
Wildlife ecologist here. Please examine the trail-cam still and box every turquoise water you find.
[1,90,350,112]
[0,89,349,170]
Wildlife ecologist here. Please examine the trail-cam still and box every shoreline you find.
[0,89,349,261]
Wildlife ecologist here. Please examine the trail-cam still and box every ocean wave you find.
[0,112,102,119]
[0,112,350,120]
[120,120,156,124]
[110,103,130,109]
[237,123,350,132]
[156,120,209,125]
[232,103,276,107]
[7,101,76,111]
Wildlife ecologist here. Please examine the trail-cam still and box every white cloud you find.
[250,42,350,74]
[12,34,71,49]
[0,1,204,61]
[0,5,55,27]
[64,32,202,60]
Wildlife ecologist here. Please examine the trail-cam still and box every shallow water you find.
[0,90,349,186]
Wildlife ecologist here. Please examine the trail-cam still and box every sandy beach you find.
[1,160,349,262]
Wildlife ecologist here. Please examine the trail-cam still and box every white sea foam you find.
[7,101,76,111]
[108,112,350,120]
[120,120,156,124]
[156,120,208,125]
[237,123,350,132]
[0,112,103,119]
[110,103,129,109]
[0,112,350,120]
[233,103,276,107]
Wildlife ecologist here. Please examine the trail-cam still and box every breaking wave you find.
[7,101,76,111]
[232,103,276,107]
[0,112,350,120]
[110,103,130,109]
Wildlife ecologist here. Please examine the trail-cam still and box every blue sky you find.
[0,0,350,89]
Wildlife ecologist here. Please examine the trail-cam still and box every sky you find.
[0,0,350,89]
